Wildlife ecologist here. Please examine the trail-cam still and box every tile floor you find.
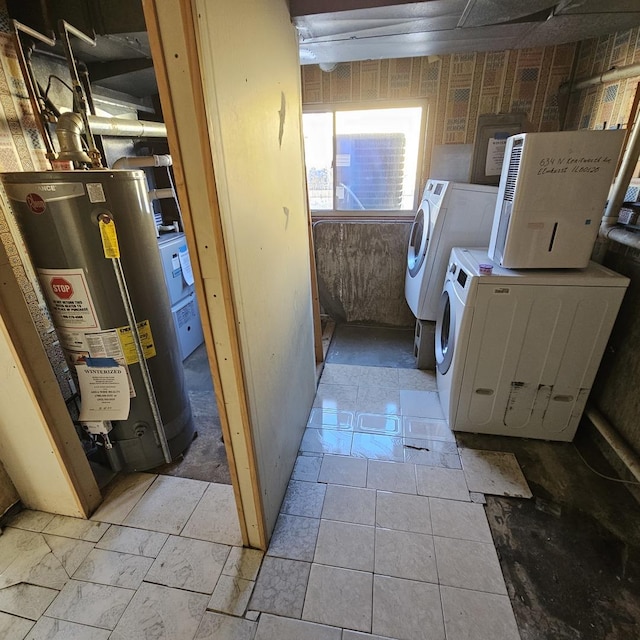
[0,363,521,640]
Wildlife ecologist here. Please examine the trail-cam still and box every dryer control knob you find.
[449,263,457,274]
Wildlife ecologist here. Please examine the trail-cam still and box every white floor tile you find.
[313,384,358,411]
[415,466,470,501]
[375,491,431,534]
[44,580,133,630]
[372,574,444,640]
[181,483,243,545]
[90,473,157,525]
[402,416,454,441]
[358,366,400,389]
[307,408,354,430]
[434,536,507,595]
[250,556,311,618]
[441,585,521,640]
[24,617,110,640]
[355,413,401,436]
[0,583,59,621]
[42,516,109,543]
[110,582,208,640]
[0,535,66,591]
[356,387,400,415]
[0,611,33,639]
[321,485,376,526]
[145,535,230,594]
[397,368,437,391]
[43,536,94,578]
[400,390,444,419]
[208,576,254,617]
[374,528,437,582]
[366,460,417,494]
[72,549,153,589]
[404,448,462,468]
[302,564,372,632]
[300,429,353,456]
[352,433,405,462]
[222,547,264,581]
[291,455,323,482]
[0,529,49,573]
[314,520,375,572]
[194,612,256,640]
[320,364,364,387]
[266,514,320,562]
[95,525,168,557]
[459,449,532,498]
[281,480,326,518]
[7,511,54,533]
[430,498,493,543]
[318,455,368,487]
[122,475,207,535]
[342,632,394,640]
[255,613,341,640]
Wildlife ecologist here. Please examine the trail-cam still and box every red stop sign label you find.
[50,277,73,299]
[26,193,46,214]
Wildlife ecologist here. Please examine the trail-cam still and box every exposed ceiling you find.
[293,0,640,65]
[10,0,640,104]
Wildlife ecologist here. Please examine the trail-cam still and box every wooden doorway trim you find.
[143,0,267,549]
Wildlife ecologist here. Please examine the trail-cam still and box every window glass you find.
[303,106,423,214]
[303,112,333,210]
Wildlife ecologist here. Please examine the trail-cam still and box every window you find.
[303,105,424,215]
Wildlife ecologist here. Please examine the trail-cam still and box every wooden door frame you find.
[143,0,267,549]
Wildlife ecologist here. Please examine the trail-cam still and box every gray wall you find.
[591,242,640,455]
[313,220,414,327]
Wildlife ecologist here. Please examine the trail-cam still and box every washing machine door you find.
[407,201,431,277]
[435,280,456,375]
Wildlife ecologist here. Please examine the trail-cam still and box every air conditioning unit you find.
[488,130,625,269]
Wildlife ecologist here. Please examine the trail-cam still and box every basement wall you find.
[304,40,578,326]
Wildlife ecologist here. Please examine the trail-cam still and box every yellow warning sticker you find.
[99,217,120,259]
[117,320,156,364]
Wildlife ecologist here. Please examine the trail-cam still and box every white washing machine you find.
[436,248,629,441]
[405,180,498,321]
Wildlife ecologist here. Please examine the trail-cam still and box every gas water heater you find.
[2,170,195,471]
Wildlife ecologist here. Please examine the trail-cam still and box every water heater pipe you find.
[584,404,640,484]
[113,155,172,169]
[56,111,92,164]
[148,188,175,201]
[559,62,640,94]
[87,116,167,138]
[110,255,172,464]
[600,106,640,238]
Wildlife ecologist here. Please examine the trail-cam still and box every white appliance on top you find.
[405,180,498,321]
[436,247,628,441]
[489,129,625,269]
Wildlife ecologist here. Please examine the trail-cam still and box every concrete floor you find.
[152,345,231,484]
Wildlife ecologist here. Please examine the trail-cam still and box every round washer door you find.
[435,282,456,375]
[407,201,430,277]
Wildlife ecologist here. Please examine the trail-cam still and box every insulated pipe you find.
[559,62,640,95]
[584,404,640,484]
[600,107,640,234]
[87,116,167,138]
[113,155,172,170]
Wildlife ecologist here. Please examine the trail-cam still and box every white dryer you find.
[436,248,628,441]
[405,181,497,321]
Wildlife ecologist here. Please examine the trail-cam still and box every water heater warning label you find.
[38,268,100,353]
[38,268,99,330]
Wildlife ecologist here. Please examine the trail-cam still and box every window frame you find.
[303,100,428,220]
